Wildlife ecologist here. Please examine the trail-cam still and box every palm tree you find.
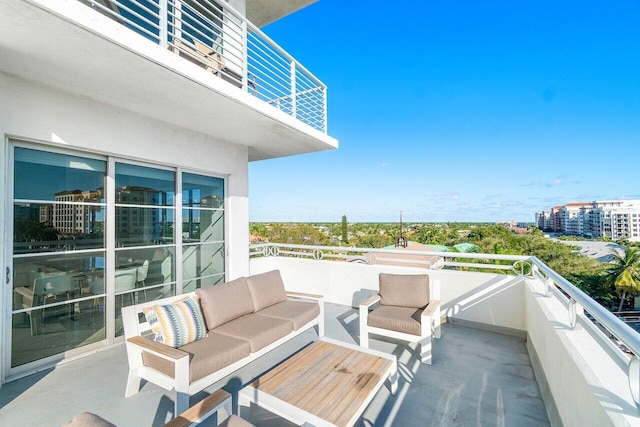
[606,246,640,312]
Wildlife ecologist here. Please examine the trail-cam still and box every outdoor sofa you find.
[122,269,324,415]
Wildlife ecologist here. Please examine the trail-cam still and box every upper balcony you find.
[0,0,337,161]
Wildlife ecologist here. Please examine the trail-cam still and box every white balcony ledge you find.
[0,0,338,161]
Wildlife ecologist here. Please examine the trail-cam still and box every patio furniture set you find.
[76,269,441,426]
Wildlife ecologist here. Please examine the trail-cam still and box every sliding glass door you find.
[7,142,225,372]
[11,147,107,368]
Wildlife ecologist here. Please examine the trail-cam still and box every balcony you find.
[1,244,640,425]
[0,0,337,161]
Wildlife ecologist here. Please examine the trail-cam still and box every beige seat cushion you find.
[367,305,423,336]
[379,273,430,308]
[256,300,320,330]
[219,415,255,427]
[142,332,251,382]
[246,270,287,311]
[214,313,292,352]
[196,277,255,330]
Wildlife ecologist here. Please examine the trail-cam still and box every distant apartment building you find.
[536,199,640,242]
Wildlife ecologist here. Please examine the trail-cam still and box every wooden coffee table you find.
[238,337,398,426]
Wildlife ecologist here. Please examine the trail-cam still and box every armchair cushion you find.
[196,277,255,330]
[367,305,423,335]
[379,273,430,308]
[144,296,207,348]
[246,270,287,311]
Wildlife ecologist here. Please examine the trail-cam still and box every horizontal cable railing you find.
[79,0,327,132]
[250,242,640,409]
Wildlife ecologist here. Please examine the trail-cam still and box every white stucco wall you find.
[0,71,250,379]
[0,71,249,276]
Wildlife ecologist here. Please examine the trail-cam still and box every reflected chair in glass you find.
[135,259,149,302]
[115,267,138,308]
[87,275,105,332]
[16,274,76,335]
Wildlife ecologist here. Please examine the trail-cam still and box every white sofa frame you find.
[122,290,324,415]
[359,279,441,364]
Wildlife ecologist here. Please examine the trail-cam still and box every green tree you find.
[354,233,394,248]
[341,215,348,244]
[606,246,640,312]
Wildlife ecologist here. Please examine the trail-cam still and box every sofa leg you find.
[420,337,432,365]
[124,370,142,397]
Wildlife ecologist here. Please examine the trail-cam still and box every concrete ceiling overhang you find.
[0,0,337,162]
[246,0,317,28]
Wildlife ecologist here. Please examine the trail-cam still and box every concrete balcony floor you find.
[0,303,550,426]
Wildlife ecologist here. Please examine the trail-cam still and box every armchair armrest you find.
[127,336,188,362]
[14,286,34,299]
[164,389,231,427]
[420,300,441,338]
[359,294,381,309]
[422,299,440,319]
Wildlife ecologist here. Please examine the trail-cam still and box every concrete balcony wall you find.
[525,278,638,426]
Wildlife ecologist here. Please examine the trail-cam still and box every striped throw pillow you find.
[144,296,207,348]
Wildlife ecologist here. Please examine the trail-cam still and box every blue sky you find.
[249,0,640,223]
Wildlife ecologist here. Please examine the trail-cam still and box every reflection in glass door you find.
[113,162,177,336]
[11,146,107,368]
[7,143,226,373]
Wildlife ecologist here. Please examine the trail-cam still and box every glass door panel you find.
[11,147,107,368]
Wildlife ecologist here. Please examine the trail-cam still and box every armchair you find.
[360,273,441,364]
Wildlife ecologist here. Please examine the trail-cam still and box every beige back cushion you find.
[246,270,288,311]
[196,277,255,330]
[379,273,430,308]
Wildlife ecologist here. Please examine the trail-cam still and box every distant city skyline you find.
[249,0,640,223]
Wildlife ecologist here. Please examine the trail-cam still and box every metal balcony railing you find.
[80,0,328,133]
